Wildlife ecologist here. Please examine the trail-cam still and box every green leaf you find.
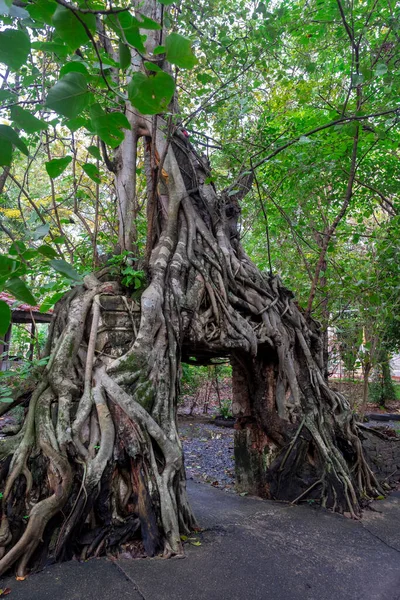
[52,235,66,244]
[165,33,197,69]
[49,259,82,281]
[0,301,11,337]
[87,145,101,160]
[0,141,12,167]
[5,278,37,306]
[22,249,38,260]
[81,163,101,183]
[9,241,26,256]
[27,0,57,25]
[374,63,388,76]
[0,29,31,71]
[31,41,69,58]
[39,291,64,313]
[45,156,72,179]
[157,0,174,5]
[11,106,48,133]
[107,13,146,53]
[153,45,165,55]
[52,5,96,51]
[0,397,14,403]
[37,244,57,258]
[0,255,17,277]
[64,116,89,132]
[144,61,163,73]
[89,104,130,148]
[0,125,29,156]
[46,73,90,119]
[128,71,175,115]
[59,61,89,79]
[119,41,131,70]
[0,90,17,104]
[32,223,50,240]
[134,14,162,30]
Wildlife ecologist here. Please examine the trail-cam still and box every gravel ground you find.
[179,418,235,491]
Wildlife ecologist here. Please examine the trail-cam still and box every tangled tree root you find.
[0,122,385,577]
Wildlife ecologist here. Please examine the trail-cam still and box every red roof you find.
[0,292,52,314]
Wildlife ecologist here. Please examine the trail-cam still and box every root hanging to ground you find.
[0,118,386,578]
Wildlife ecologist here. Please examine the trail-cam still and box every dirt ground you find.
[179,417,235,491]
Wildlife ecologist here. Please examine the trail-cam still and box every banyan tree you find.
[0,0,385,578]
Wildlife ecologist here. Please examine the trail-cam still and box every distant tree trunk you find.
[0,0,382,578]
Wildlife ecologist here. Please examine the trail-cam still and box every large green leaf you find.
[0,300,11,337]
[6,278,37,306]
[0,30,31,71]
[52,5,96,51]
[128,72,175,115]
[0,255,17,277]
[46,73,91,119]
[49,259,82,282]
[82,163,101,184]
[45,156,72,179]
[165,33,197,69]
[11,106,48,134]
[89,104,130,148]
[27,0,57,25]
[0,141,12,167]
[0,125,29,156]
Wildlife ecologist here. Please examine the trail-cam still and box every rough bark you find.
[0,120,385,577]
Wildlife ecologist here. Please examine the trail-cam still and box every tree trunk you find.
[0,4,382,578]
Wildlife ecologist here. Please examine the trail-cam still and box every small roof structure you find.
[0,292,53,370]
[0,292,52,324]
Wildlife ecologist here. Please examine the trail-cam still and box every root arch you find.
[0,122,384,577]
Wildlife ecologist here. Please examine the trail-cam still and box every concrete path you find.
[2,482,400,600]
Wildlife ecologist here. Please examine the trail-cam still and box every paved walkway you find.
[2,482,400,600]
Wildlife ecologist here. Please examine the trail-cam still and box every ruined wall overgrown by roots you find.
[0,125,390,577]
